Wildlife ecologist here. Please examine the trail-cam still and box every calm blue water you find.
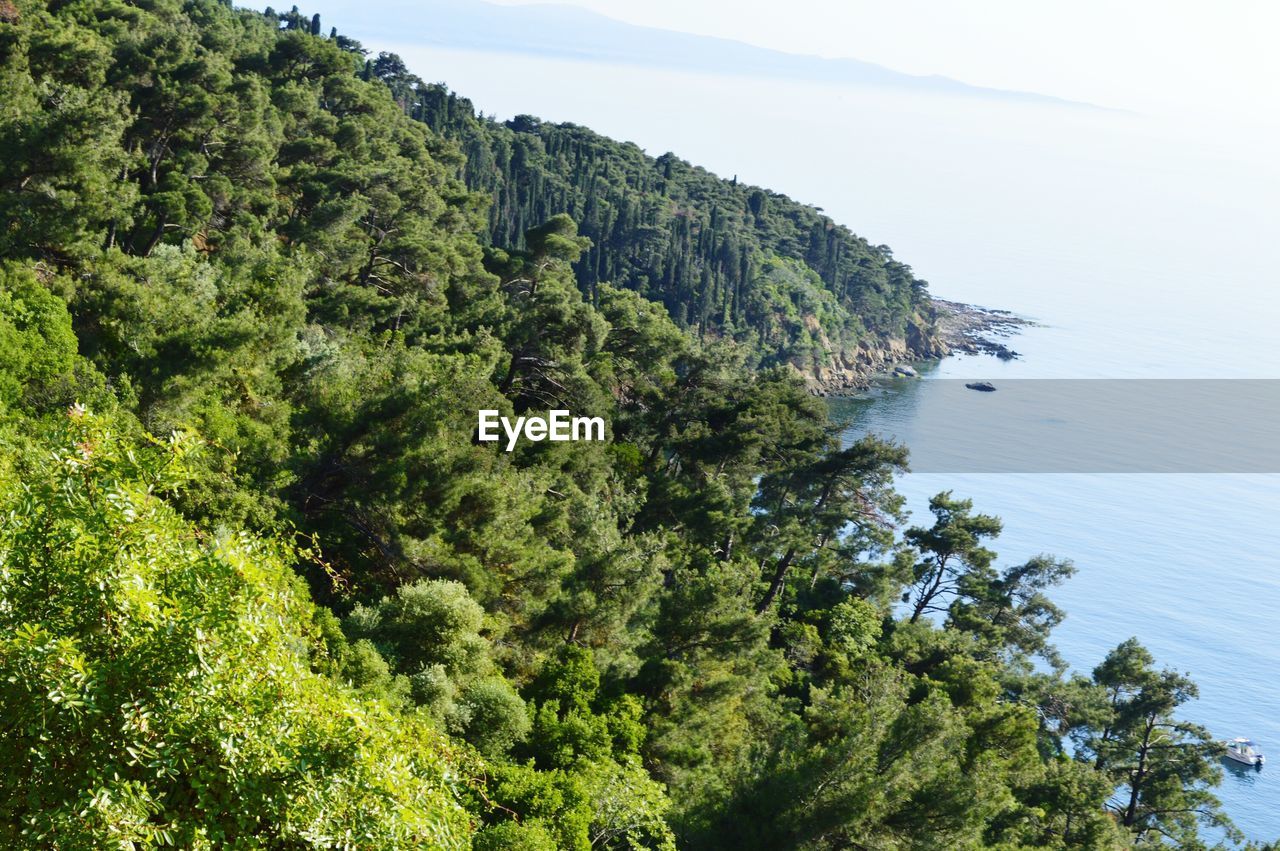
[834,354,1280,843]
[279,18,1280,838]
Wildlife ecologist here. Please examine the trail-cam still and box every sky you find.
[486,0,1280,123]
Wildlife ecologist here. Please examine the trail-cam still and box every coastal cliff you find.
[804,301,1029,394]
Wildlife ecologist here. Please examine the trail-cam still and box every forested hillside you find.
[0,1,1260,848]
[377,58,944,380]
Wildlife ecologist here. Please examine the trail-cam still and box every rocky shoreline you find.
[806,299,1034,396]
[932,298,1033,361]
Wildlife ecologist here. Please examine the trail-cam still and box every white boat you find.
[1224,738,1265,767]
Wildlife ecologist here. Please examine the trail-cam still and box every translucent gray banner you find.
[837,380,1280,473]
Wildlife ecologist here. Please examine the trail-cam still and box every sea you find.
[323,36,1280,842]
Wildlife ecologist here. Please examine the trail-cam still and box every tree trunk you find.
[499,350,521,395]
[1123,719,1155,827]
[756,546,796,615]
[909,559,948,624]
[140,218,167,256]
[756,469,840,614]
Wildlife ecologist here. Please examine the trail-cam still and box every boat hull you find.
[1225,747,1265,767]
[1225,753,1261,766]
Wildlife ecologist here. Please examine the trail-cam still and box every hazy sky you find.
[488,0,1280,122]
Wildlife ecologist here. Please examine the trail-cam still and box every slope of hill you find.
[366,59,948,390]
[0,2,1236,848]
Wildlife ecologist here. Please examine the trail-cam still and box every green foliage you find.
[1080,639,1237,847]
[337,578,534,758]
[0,412,473,848]
[410,85,940,372]
[0,1,1249,847]
[904,490,1003,623]
[486,645,675,850]
[0,263,83,411]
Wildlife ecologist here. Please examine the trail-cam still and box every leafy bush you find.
[0,412,474,848]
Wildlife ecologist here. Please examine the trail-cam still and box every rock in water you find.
[965,381,997,392]
[893,365,918,377]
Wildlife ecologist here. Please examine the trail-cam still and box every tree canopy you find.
[0,1,1260,848]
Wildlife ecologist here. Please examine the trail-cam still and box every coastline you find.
[932,298,1034,361]
[807,298,1035,396]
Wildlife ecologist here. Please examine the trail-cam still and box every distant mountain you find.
[333,0,1097,107]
